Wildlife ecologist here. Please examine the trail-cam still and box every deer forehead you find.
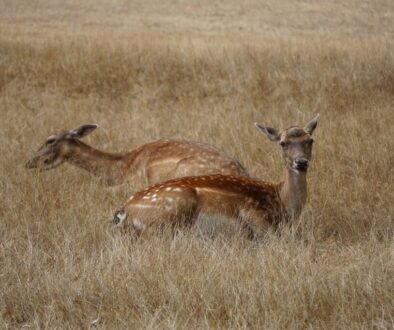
[57,130,72,139]
[281,127,310,143]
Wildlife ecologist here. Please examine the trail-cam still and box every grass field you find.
[1,1,394,328]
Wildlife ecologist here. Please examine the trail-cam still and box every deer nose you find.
[295,158,309,169]
[25,159,35,169]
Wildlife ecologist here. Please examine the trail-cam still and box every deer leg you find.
[238,207,272,240]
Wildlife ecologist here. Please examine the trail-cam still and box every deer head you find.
[26,124,98,170]
[255,114,319,175]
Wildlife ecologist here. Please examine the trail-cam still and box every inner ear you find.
[68,124,99,139]
[304,114,319,135]
[255,123,280,142]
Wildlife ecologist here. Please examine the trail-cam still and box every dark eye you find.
[280,141,288,148]
[46,138,56,145]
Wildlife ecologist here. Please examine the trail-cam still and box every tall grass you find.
[1,1,394,328]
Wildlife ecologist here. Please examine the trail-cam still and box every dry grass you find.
[1,1,394,328]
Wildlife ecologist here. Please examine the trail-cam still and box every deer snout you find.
[25,158,37,169]
[294,158,309,170]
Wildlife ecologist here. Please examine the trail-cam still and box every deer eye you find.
[280,141,289,148]
[46,138,56,145]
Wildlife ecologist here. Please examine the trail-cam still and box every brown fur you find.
[113,116,319,238]
[26,125,248,189]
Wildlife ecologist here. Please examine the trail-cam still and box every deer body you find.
[26,125,248,189]
[115,175,283,238]
[112,115,319,238]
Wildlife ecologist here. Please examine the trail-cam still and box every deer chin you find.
[26,162,61,171]
[289,165,308,175]
[38,165,58,171]
[286,163,300,175]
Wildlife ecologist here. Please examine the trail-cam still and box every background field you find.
[1,0,393,328]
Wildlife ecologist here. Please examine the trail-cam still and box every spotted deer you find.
[112,115,319,238]
[26,124,248,188]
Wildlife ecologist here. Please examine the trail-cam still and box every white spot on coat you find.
[132,219,146,231]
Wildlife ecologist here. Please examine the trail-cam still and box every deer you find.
[111,115,319,239]
[26,124,248,189]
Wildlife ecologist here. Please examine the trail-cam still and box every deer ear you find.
[67,124,98,139]
[255,123,280,142]
[304,114,319,135]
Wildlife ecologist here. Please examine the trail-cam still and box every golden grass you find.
[1,1,394,328]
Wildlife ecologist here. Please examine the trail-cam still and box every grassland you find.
[1,0,393,328]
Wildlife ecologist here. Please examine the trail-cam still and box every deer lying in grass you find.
[112,115,319,238]
[26,124,248,188]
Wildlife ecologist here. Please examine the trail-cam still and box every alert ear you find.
[67,124,99,139]
[304,114,319,135]
[255,123,280,142]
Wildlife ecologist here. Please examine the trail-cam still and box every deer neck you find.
[279,168,307,219]
[67,140,126,185]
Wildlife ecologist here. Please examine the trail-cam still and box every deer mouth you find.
[295,164,308,171]
[25,159,36,169]
[25,158,62,171]
[25,157,43,169]
[293,158,309,172]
